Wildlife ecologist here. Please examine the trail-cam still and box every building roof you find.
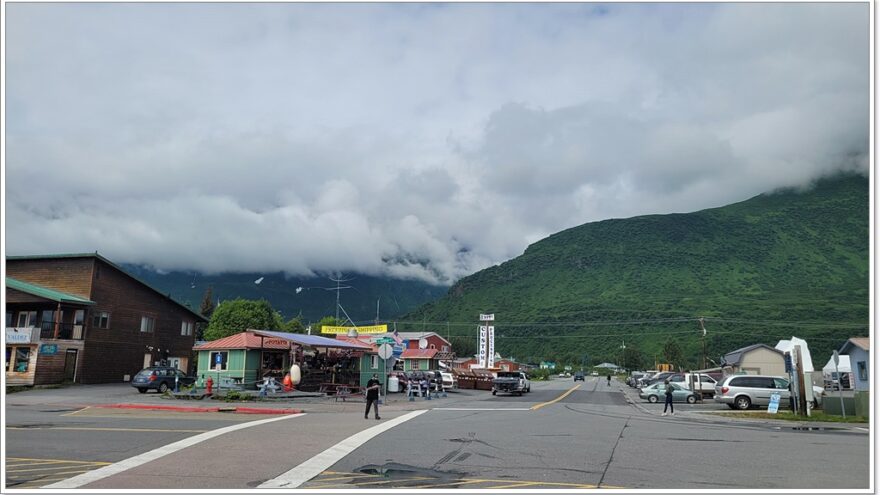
[721,343,783,366]
[6,277,96,306]
[336,336,378,352]
[6,252,206,322]
[250,330,374,350]
[367,332,450,345]
[193,331,292,351]
[595,362,620,369]
[839,337,870,354]
[401,348,439,359]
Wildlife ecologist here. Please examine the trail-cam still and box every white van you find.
[668,373,718,397]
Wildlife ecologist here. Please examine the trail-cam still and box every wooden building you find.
[6,253,206,385]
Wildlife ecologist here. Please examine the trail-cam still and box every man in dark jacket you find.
[662,378,675,416]
[365,374,382,420]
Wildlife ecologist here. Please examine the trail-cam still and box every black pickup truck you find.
[491,371,531,396]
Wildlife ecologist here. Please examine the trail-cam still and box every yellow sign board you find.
[321,324,388,335]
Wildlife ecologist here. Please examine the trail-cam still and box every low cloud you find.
[5,3,869,284]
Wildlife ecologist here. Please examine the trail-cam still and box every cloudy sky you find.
[5,3,870,284]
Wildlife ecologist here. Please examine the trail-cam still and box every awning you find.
[249,329,373,350]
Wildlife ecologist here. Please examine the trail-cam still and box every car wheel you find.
[137,388,147,394]
[687,395,697,404]
[648,395,658,403]
[735,395,751,410]
[159,382,169,393]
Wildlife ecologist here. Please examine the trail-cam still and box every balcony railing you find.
[39,321,84,340]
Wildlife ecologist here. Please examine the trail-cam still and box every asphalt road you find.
[3,377,871,490]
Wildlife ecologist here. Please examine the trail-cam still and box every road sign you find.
[377,337,395,344]
[215,353,222,364]
[768,393,781,414]
[480,314,494,321]
[392,344,404,358]
[833,350,840,366]
[378,343,393,360]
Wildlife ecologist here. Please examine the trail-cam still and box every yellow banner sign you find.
[321,324,388,335]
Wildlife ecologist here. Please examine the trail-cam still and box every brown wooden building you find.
[6,253,207,385]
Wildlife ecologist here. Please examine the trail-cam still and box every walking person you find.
[365,373,382,420]
[607,374,612,386]
[662,378,675,416]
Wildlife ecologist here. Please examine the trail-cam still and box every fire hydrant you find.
[205,376,213,396]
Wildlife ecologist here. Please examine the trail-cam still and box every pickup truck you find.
[492,371,531,396]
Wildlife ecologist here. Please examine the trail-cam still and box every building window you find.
[181,321,193,336]
[441,345,449,352]
[13,347,31,372]
[5,347,11,372]
[140,316,155,333]
[93,311,111,329]
[430,344,436,349]
[17,311,37,327]
[371,355,379,369]
[6,312,13,327]
[420,360,428,370]
[209,351,228,371]
[857,361,868,381]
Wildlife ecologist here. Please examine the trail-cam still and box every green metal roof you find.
[6,277,96,305]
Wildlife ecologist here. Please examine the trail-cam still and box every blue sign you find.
[768,393,781,414]
[392,345,404,358]
[40,344,58,355]
[215,353,223,364]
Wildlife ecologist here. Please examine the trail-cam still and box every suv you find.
[714,375,790,410]
[132,366,195,393]
[574,371,585,381]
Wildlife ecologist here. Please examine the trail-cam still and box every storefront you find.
[5,327,39,386]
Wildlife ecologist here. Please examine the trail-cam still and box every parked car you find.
[714,375,791,410]
[643,371,678,387]
[132,366,195,393]
[668,373,718,398]
[639,382,697,404]
[591,371,599,377]
[439,371,457,390]
[574,371,585,381]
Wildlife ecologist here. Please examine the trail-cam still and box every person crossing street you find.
[365,373,382,420]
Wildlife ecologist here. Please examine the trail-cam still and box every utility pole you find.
[698,317,707,370]
[794,345,808,416]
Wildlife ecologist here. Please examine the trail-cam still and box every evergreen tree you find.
[204,299,284,341]
[199,286,215,319]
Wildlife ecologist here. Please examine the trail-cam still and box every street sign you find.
[377,337,395,344]
[392,344,404,358]
[768,393,781,414]
[215,353,222,364]
[480,314,494,321]
[833,350,840,366]
[378,343,393,360]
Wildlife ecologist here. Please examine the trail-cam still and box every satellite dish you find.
[418,338,428,349]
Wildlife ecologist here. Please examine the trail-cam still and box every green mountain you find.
[120,267,448,325]
[404,173,870,368]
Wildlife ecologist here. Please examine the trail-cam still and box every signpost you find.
[833,350,846,418]
[378,342,393,404]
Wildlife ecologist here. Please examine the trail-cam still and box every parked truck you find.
[492,371,531,396]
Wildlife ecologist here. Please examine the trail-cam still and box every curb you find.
[94,404,302,415]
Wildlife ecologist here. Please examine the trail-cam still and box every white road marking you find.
[432,408,531,411]
[258,410,427,489]
[853,427,869,432]
[43,413,306,488]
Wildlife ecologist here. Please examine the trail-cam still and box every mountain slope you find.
[405,173,869,366]
[121,268,448,324]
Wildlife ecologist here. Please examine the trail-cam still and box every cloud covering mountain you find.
[5,3,869,284]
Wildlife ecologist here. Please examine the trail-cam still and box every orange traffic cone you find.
[282,374,293,392]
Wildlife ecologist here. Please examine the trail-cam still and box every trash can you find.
[388,376,400,393]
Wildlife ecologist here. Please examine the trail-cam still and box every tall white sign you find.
[478,326,488,368]
[487,326,495,368]
[480,314,495,321]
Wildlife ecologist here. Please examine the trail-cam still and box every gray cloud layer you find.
[5,3,870,284]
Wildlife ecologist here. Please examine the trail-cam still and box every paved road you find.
[4,377,871,490]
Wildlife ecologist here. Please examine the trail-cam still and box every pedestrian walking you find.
[607,374,612,386]
[365,373,381,420]
[662,378,674,416]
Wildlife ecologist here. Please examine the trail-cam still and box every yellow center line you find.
[531,384,582,410]
[411,479,495,489]
[487,481,544,489]
[311,475,382,482]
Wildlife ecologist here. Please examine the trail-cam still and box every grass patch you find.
[711,411,868,423]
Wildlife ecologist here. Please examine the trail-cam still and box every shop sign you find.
[6,327,35,344]
[40,344,59,355]
[321,324,388,334]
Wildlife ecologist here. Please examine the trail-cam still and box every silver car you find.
[714,375,790,410]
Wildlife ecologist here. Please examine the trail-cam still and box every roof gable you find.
[722,343,783,366]
[840,337,870,354]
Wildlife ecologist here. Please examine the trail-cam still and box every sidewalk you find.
[616,379,869,430]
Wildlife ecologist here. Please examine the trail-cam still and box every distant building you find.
[595,362,621,370]
[540,361,556,369]
[720,344,785,377]
[838,337,869,392]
